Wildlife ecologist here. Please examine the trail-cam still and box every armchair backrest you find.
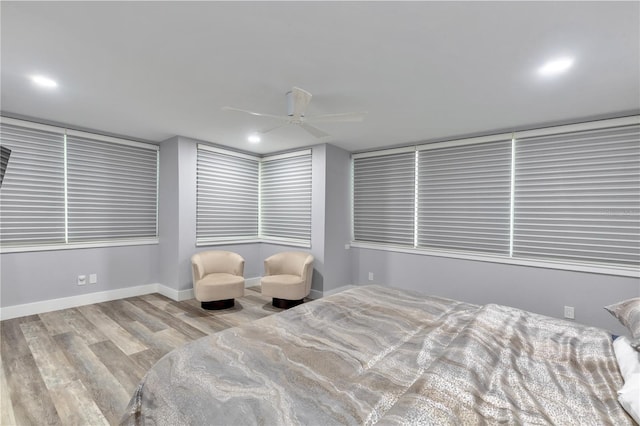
[264,251,314,292]
[191,250,245,283]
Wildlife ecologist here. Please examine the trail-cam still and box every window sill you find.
[0,238,159,254]
[350,241,639,278]
[196,238,311,249]
[196,238,262,247]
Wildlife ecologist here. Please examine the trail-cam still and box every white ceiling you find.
[1,1,639,154]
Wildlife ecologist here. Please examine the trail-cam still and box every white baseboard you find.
[155,277,262,302]
[0,283,160,321]
[323,284,357,297]
[245,277,261,288]
[309,289,323,300]
[0,280,356,321]
[155,284,194,302]
[308,284,357,300]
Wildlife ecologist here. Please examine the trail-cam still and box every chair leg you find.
[201,299,235,310]
[272,298,304,309]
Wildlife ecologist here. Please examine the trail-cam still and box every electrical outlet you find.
[77,275,87,286]
[368,272,374,281]
[344,244,350,250]
[564,306,575,319]
[89,273,98,284]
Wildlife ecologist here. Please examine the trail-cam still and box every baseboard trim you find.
[245,277,261,288]
[155,284,194,302]
[0,283,159,321]
[323,285,357,297]
[310,285,356,300]
[0,279,351,320]
[309,289,323,300]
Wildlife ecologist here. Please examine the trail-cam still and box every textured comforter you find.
[121,285,632,425]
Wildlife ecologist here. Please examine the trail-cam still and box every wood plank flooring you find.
[0,286,284,425]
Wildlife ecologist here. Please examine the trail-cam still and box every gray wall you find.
[351,247,639,335]
[0,244,159,307]
[322,144,352,293]
[158,136,180,290]
[309,144,326,293]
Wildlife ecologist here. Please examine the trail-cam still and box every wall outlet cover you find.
[89,274,97,284]
[564,306,575,319]
[77,275,87,286]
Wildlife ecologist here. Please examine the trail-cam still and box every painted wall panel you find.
[323,144,352,292]
[351,247,639,335]
[0,244,159,307]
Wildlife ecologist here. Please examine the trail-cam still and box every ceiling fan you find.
[222,87,366,139]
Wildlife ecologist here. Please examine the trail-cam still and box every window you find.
[66,131,158,242]
[0,121,66,246]
[351,116,640,274]
[195,146,312,246]
[196,145,259,244]
[0,118,159,252]
[417,137,512,255]
[260,150,312,245]
[513,123,640,267]
[353,149,415,246]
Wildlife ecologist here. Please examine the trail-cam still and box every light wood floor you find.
[0,286,284,425]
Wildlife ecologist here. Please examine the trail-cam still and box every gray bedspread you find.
[121,285,632,425]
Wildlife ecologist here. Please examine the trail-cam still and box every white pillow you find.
[613,336,640,423]
[618,372,640,424]
[614,336,640,380]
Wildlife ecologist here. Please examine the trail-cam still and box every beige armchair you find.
[191,250,245,310]
[261,251,314,309]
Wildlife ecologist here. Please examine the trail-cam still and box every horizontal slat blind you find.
[66,135,158,242]
[196,147,259,243]
[513,124,640,266]
[0,123,66,246]
[353,151,415,246]
[417,138,512,254]
[260,152,312,243]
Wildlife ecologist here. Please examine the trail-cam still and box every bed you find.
[121,285,634,425]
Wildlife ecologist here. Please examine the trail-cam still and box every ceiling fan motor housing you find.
[286,91,296,117]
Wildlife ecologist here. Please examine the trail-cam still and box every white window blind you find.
[417,138,512,254]
[513,124,640,267]
[196,145,259,244]
[0,122,66,246]
[260,150,312,244]
[353,150,415,246]
[66,132,159,242]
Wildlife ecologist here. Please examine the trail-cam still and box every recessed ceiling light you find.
[30,75,58,88]
[538,58,574,76]
[248,134,261,143]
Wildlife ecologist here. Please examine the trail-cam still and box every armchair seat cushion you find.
[191,250,245,305]
[260,252,314,303]
[195,273,245,302]
[261,274,306,299]
[262,274,303,286]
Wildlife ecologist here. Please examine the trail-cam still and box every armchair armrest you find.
[191,254,205,283]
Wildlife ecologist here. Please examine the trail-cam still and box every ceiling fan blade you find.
[304,111,367,123]
[290,87,312,117]
[222,106,287,121]
[260,123,288,135]
[300,122,330,139]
